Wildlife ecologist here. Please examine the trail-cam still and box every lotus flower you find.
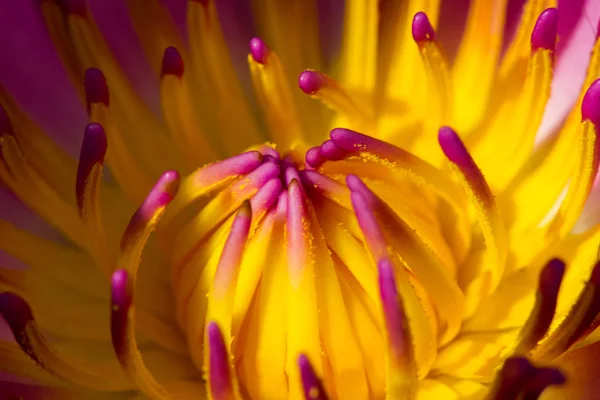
[1,0,600,399]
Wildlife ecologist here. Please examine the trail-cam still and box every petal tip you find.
[531,8,558,51]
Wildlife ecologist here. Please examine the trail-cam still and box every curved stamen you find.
[248,38,305,148]
[160,46,218,166]
[286,179,323,397]
[110,269,168,399]
[515,259,565,354]
[411,12,452,128]
[547,79,600,238]
[530,8,558,52]
[439,126,507,310]
[487,357,536,400]
[377,259,418,398]
[0,292,131,391]
[111,172,181,397]
[531,261,600,361]
[84,68,154,203]
[75,123,112,274]
[518,368,565,400]
[298,354,329,400]
[207,322,236,400]
[298,70,372,130]
[349,179,437,378]
[165,150,264,222]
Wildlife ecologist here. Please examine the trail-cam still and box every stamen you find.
[160,46,218,167]
[347,174,464,344]
[514,259,565,354]
[439,126,507,308]
[120,171,180,274]
[207,322,236,400]
[451,0,507,132]
[114,171,186,355]
[84,68,154,203]
[0,292,131,391]
[531,261,600,361]
[349,180,437,378]
[191,201,251,374]
[474,8,556,191]
[39,0,85,98]
[165,150,264,222]
[298,354,329,400]
[530,8,558,52]
[110,269,169,399]
[172,161,279,269]
[0,122,84,247]
[75,123,112,274]
[499,0,550,78]
[547,79,600,238]
[248,38,305,148]
[126,0,185,76]
[339,0,377,105]
[286,179,322,397]
[487,357,536,400]
[298,70,372,130]
[517,368,565,400]
[248,178,283,224]
[377,259,418,398]
[411,12,452,131]
[326,129,466,218]
[320,139,348,161]
[187,0,263,155]
[305,146,325,169]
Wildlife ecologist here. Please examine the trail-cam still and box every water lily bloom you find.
[3,0,600,398]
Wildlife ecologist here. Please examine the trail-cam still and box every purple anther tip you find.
[208,321,232,396]
[76,123,107,209]
[591,260,600,284]
[162,47,184,77]
[582,79,600,125]
[84,68,109,106]
[80,123,108,166]
[298,70,324,95]
[531,8,558,51]
[438,126,469,164]
[57,0,86,16]
[320,139,347,161]
[540,259,565,292]
[0,292,32,334]
[250,37,269,64]
[0,104,14,135]
[298,354,328,400]
[412,12,435,42]
[305,146,324,168]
